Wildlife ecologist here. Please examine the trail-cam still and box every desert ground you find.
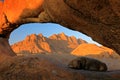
[18,53,120,71]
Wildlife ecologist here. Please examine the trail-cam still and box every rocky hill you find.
[71,43,119,58]
[11,32,87,54]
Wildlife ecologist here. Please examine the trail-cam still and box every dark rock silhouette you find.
[68,57,107,71]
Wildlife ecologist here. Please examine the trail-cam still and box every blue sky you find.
[9,23,100,45]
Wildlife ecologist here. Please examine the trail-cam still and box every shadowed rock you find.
[0,0,120,79]
[0,0,44,57]
[0,0,120,57]
[0,55,85,80]
[68,57,107,71]
[42,0,120,55]
[0,55,120,80]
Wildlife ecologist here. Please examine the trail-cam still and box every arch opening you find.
[9,23,120,71]
[0,0,120,58]
[9,23,101,55]
[9,23,100,45]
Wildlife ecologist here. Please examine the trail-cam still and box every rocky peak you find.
[37,33,46,42]
[30,34,37,38]
[58,32,68,40]
[25,34,37,42]
[12,33,87,54]
[38,33,43,37]
[25,33,47,42]
[69,36,77,43]
[49,32,68,40]
[49,34,58,40]
[78,39,87,44]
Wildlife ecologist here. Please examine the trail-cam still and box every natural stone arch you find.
[0,0,120,58]
[0,0,44,58]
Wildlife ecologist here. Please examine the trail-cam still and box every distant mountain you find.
[11,32,87,54]
[71,43,119,58]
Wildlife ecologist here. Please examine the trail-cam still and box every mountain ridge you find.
[11,32,87,54]
[11,32,119,60]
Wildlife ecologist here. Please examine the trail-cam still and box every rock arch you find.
[0,0,120,58]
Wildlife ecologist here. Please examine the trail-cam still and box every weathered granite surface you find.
[0,1,120,79]
[0,0,120,56]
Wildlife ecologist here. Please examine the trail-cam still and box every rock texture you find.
[71,43,120,71]
[0,2,3,10]
[0,0,46,57]
[11,33,86,54]
[0,55,120,80]
[68,57,108,71]
[0,38,16,60]
[0,0,120,79]
[0,0,44,57]
[42,0,120,55]
[0,0,44,36]
[0,0,120,57]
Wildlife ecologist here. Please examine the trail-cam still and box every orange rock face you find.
[11,33,86,54]
[0,1,3,22]
[0,1,3,10]
[71,43,116,57]
[2,0,44,23]
[12,34,51,54]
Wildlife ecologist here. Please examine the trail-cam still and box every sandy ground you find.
[17,53,120,71]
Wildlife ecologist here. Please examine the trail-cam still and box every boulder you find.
[68,57,107,71]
